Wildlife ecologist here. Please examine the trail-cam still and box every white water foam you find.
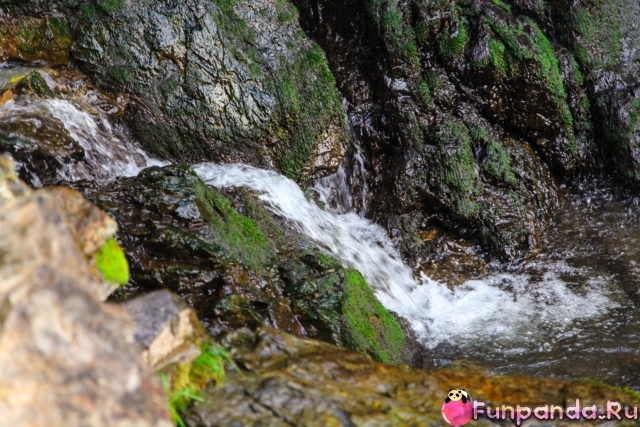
[194,162,616,348]
[0,98,167,182]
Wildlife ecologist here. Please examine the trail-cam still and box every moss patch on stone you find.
[342,269,404,364]
[95,237,130,285]
[434,121,482,219]
[163,341,236,427]
[195,182,275,269]
[98,0,125,13]
[269,42,345,181]
[439,13,469,60]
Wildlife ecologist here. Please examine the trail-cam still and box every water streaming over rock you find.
[5,90,640,386]
[193,162,616,350]
[0,96,167,183]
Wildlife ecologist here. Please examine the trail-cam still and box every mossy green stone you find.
[342,269,404,364]
[95,237,130,285]
[194,183,274,269]
[98,0,125,12]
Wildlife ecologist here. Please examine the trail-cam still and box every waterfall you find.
[194,162,615,348]
[0,98,167,183]
[314,140,370,214]
[4,91,626,379]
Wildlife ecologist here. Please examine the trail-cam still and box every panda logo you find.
[441,388,473,426]
[446,388,470,404]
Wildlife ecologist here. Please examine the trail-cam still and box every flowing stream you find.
[3,91,640,388]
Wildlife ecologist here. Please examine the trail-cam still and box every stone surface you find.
[0,155,172,427]
[124,290,207,370]
[187,327,640,427]
[16,0,348,183]
[0,15,72,66]
[79,164,411,365]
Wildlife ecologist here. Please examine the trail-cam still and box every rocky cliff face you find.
[0,0,348,182]
[1,0,637,259]
[291,0,639,260]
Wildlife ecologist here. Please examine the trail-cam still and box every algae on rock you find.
[80,164,409,366]
[63,0,348,183]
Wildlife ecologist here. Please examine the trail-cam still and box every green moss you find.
[493,0,512,12]
[530,23,566,100]
[276,0,297,22]
[98,0,125,12]
[81,4,99,19]
[163,342,237,427]
[236,188,287,248]
[482,140,518,184]
[571,3,622,69]
[342,269,405,364]
[439,15,468,60]
[46,15,72,42]
[435,121,482,219]
[489,39,507,76]
[20,71,53,96]
[486,16,574,132]
[367,0,420,65]
[107,66,134,85]
[95,237,130,285]
[269,42,344,181]
[416,80,432,107]
[195,183,275,269]
[211,0,256,46]
[14,24,39,56]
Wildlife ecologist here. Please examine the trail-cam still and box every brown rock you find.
[0,15,72,66]
[124,290,208,370]
[0,155,172,427]
[188,327,640,426]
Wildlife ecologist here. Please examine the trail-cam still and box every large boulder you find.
[2,0,348,183]
[0,155,172,427]
[79,164,409,365]
[186,326,640,426]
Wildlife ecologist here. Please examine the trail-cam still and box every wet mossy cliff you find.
[2,0,638,259]
[1,0,349,182]
[290,0,640,259]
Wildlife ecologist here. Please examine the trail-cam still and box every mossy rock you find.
[267,42,346,181]
[342,269,405,364]
[95,237,130,285]
[194,182,275,270]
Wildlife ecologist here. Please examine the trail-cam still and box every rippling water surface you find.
[432,187,640,387]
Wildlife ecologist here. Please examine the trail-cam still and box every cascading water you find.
[0,80,167,184]
[5,76,640,387]
[193,163,615,351]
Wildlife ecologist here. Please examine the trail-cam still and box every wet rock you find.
[0,155,172,427]
[8,0,349,183]
[78,164,410,364]
[186,327,640,427]
[293,0,565,259]
[0,15,72,66]
[123,290,209,370]
[556,0,640,187]
[0,65,135,187]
